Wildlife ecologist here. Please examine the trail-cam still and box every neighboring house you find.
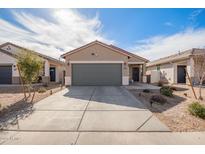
[146,48,205,85]
[0,42,65,84]
[61,40,148,86]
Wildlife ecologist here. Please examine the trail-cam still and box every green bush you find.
[188,102,205,119]
[38,87,47,93]
[160,86,173,97]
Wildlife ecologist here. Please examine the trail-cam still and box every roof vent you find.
[6,45,11,50]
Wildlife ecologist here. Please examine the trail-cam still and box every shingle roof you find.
[109,44,149,62]
[146,48,205,67]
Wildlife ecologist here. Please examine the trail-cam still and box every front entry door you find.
[177,66,186,83]
[50,67,56,82]
[132,67,140,82]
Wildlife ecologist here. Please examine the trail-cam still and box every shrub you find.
[38,87,47,93]
[150,94,167,105]
[143,89,150,93]
[160,86,173,97]
[188,102,205,119]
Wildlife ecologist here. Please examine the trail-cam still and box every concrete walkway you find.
[0,86,176,144]
[124,83,161,93]
[1,131,205,144]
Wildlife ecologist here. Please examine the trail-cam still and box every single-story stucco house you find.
[146,48,205,85]
[61,40,149,86]
[0,42,65,84]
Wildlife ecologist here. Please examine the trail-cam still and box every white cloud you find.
[0,9,113,59]
[164,22,174,27]
[131,28,205,61]
[188,9,204,22]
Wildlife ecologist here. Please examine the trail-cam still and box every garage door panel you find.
[72,64,122,86]
[0,66,12,84]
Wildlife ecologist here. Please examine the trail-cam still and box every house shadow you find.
[129,88,188,113]
[62,86,147,110]
[149,93,187,113]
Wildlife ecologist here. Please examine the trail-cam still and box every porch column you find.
[44,60,50,77]
[122,62,129,85]
[65,60,71,86]
[43,60,50,83]
[142,63,147,83]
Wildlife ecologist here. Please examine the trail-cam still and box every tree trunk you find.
[31,86,36,103]
[28,85,31,98]
[17,64,27,100]
[186,68,197,99]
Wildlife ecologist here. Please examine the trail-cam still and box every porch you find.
[128,63,146,84]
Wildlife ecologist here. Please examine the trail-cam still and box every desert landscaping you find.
[130,84,205,132]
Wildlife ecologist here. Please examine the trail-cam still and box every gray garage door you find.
[0,66,12,84]
[72,64,122,86]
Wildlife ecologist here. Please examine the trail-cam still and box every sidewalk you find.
[1,131,205,145]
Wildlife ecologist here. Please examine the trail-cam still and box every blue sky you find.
[0,8,205,60]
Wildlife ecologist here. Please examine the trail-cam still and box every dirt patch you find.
[129,85,205,132]
[0,84,65,129]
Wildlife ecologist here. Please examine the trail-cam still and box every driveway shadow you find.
[63,86,147,110]
[150,94,186,113]
[129,90,187,113]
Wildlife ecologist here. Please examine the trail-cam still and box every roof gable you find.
[61,40,148,62]
[146,48,205,67]
[0,42,63,64]
[61,40,130,58]
[0,48,17,59]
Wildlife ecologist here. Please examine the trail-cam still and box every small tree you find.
[193,54,205,100]
[17,50,43,100]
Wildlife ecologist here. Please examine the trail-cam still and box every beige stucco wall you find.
[64,44,130,85]
[146,58,194,84]
[49,61,64,83]
[67,44,128,62]
[160,63,174,83]
[146,64,174,83]
[1,44,65,84]
[146,65,156,75]
[128,56,146,63]
[64,43,145,85]
[146,63,175,84]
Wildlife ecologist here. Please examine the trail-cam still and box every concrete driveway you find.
[1,86,171,144]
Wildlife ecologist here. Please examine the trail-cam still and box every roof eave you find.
[0,42,64,64]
